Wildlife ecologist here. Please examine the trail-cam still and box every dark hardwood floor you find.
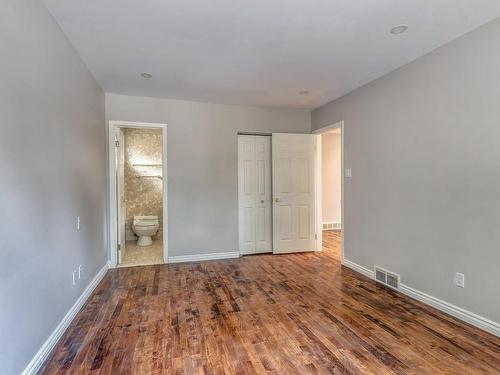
[41,230,500,374]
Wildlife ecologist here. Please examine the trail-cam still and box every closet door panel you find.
[255,136,272,253]
[238,136,256,254]
[238,136,272,254]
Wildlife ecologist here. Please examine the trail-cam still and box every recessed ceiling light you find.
[141,72,152,78]
[390,25,408,35]
[299,90,309,95]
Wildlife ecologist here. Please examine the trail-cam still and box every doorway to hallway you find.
[314,121,344,262]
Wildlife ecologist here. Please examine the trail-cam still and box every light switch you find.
[454,272,465,288]
[345,168,352,178]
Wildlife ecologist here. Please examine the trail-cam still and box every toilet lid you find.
[133,215,159,225]
[134,221,158,227]
[134,215,158,220]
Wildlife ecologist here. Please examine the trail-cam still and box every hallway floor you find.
[41,230,500,374]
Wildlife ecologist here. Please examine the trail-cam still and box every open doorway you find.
[314,121,344,262]
[108,121,168,268]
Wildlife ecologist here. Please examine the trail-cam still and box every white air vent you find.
[322,222,341,230]
[374,266,400,289]
[375,268,387,283]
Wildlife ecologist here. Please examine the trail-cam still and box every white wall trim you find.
[22,264,109,375]
[168,251,240,264]
[399,283,500,337]
[341,258,500,337]
[341,258,374,279]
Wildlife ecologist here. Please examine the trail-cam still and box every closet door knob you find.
[260,200,264,204]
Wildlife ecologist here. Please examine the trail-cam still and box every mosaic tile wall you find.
[124,128,163,239]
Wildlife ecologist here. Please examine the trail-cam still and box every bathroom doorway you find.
[108,121,168,267]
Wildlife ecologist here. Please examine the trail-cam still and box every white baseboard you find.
[341,258,500,337]
[399,283,500,337]
[168,251,240,264]
[341,258,374,279]
[22,264,109,375]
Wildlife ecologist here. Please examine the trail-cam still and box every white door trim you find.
[312,121,344,262]
[108,120,168,267]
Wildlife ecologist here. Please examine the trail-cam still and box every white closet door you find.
[238,136,272,255]
[238,136,256,254]
[254,136,272,253]
[272,133,318,254]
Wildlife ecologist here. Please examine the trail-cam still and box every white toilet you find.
[132,216,159,246]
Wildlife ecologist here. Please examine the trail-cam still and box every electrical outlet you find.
[78,265,82,279]
[345,168,352,178]
[454,272,465,288]
[72,270,77,285]
[77,216,81,230]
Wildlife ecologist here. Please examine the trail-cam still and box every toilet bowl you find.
[132,216,159,246]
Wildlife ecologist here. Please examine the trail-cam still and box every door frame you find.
[312,121,344,263]
[108,120,168,267]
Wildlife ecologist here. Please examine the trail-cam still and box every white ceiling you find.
[42,0,500,109]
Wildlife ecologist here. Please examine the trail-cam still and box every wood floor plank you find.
[40,230,500,374]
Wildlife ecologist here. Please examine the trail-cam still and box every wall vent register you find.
[374,266,400,289]
[322,222,341,230]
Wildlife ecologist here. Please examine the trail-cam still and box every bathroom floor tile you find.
[120,239,163,267]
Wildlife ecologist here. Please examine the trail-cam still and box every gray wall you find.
[106,94,310,257]
[0,1,106,374]
[312,18,500,323]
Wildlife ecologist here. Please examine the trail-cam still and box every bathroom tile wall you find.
[124,128,163,239]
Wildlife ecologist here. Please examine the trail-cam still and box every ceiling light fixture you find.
[141,72,152,78]
[390,24,408,35]
[299,90,309,95]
